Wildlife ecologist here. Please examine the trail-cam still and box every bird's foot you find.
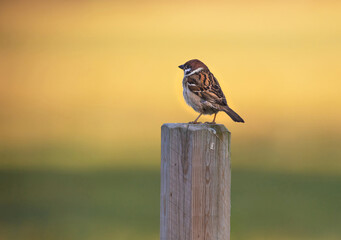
[189,121,202,124]
[205,121,216,124]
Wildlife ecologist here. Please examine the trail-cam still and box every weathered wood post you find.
[161,123,231,240]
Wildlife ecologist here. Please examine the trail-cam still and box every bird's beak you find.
[178,64,184,70]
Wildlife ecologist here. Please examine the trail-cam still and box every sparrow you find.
[179,59,244,124]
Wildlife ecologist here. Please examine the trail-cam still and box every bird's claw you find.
[189,121,202,124]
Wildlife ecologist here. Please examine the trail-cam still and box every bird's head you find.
[178,59,209,76]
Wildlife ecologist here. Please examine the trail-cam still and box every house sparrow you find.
[179,59,244,124]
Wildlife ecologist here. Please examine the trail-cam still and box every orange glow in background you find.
[1,1,340,171]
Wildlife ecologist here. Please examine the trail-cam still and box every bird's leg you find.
[189,113,202,124]
[205,113,217,124]
[212,113,217,123]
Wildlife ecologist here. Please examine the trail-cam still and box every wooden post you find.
[161,123,231,240]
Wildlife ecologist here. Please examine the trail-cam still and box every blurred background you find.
[1,0,341,239]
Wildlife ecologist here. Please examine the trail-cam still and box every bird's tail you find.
[222,106,245,123]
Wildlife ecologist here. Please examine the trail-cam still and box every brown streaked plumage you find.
[178,59,244,124]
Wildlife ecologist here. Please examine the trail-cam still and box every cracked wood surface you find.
[161,123,231,240]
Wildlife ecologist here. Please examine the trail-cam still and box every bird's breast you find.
[182,78,203,113]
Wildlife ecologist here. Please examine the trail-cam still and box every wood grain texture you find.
[161,123,231,240]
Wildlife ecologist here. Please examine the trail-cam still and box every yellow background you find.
[1,0,340,171]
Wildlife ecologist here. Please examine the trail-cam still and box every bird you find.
[179,59,244,124]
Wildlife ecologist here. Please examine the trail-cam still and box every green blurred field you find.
[0,167,340,240]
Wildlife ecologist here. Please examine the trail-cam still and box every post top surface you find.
[162,123,230,134]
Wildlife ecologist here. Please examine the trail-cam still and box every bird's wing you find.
[187,71,227,106]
